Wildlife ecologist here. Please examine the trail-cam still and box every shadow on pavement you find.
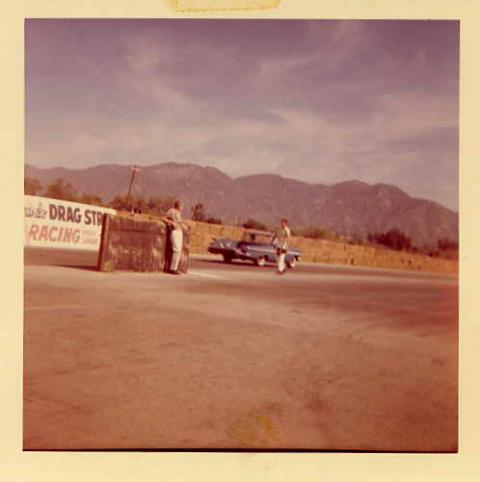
[193,258,272,269]
[58,264,99,272]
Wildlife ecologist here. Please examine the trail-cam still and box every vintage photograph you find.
[24,19,459,451]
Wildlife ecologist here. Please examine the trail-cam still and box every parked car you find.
[208,230,301,268]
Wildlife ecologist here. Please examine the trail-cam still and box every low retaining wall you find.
[290,236,457,273]
[186,221,458,274]
[98,214,189,273]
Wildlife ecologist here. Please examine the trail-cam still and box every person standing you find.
[272,218,291,274]
[164,200,185,275]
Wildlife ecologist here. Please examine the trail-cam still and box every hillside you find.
[25,163,458,247]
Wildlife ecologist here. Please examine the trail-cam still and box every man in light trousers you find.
[272,218,291,275]
[164,200,185,275]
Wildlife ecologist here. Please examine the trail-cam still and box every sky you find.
[25,19,459,210]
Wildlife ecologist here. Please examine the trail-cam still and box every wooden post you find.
[125,165,140,212]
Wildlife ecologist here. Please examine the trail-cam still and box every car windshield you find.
[242,232,272,244]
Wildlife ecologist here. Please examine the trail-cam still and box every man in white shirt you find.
[272,218,291,274]
[164,200,186,274]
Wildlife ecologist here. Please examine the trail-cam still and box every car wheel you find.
[255,256,266,267]
[223,254,233,263]
[286,258,297,269]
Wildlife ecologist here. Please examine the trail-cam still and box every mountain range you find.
[25,163,458,247]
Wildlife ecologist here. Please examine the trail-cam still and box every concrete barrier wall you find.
[185,220,458,274]
[98,214,189,273]
[96,214,457,274]
[290,236,457,273]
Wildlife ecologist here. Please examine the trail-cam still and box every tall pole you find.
[126,165,140,212]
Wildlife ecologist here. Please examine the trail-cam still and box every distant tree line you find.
[417,237,459,260]
[25,176,224,224]
[242,218,268,231]
[367,227,458,260]
[25,177,104,206]
[367,227,412,251]
[25,176,458,258]
[290,226,339,241]
[190,203,223,225]
[292,223,457,260]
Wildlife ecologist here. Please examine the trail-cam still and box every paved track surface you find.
[24,248,458,451]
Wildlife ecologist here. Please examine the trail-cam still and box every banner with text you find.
[24,195,116,251]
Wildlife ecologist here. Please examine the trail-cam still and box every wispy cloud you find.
[25,19,459,209]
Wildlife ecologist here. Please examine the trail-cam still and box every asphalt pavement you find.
[23,248,458,451]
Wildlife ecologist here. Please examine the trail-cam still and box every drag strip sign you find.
[24,195,116,251]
